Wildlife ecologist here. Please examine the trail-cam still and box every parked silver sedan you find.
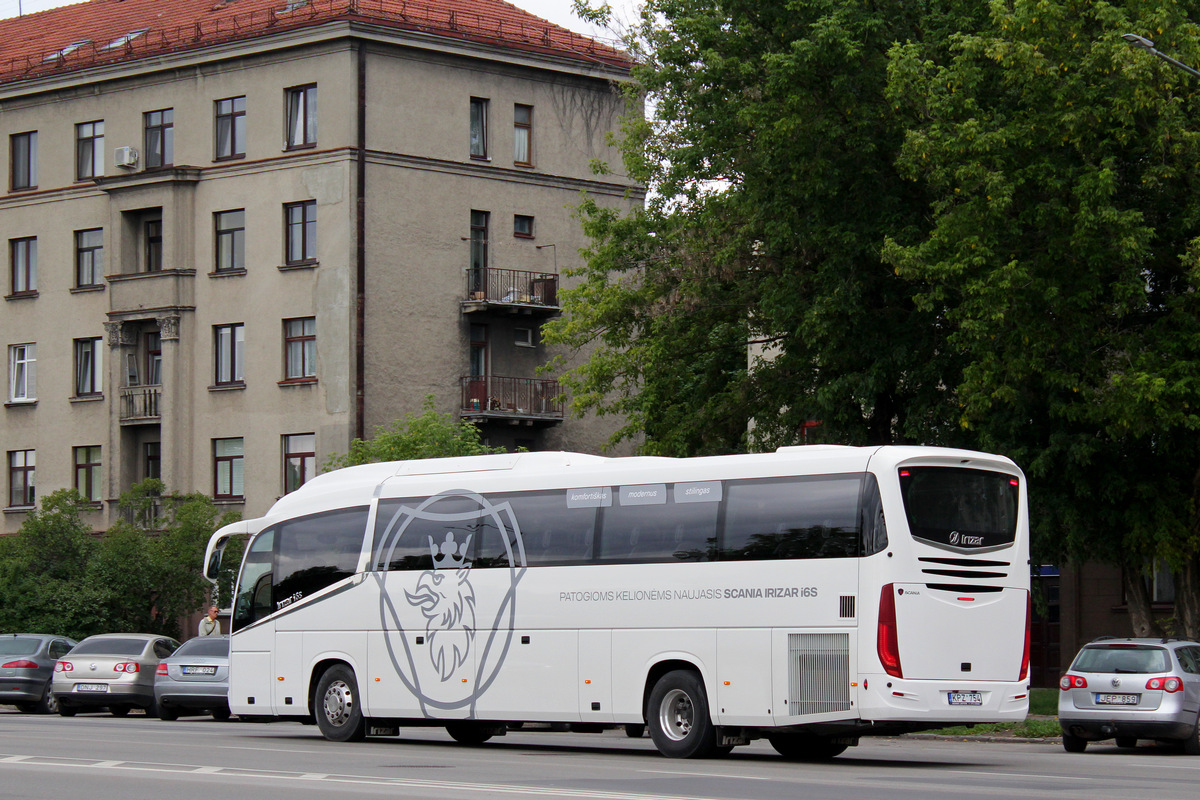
[0,633,76,713]
[52,633,180,717]
[1059,637,1200,753]
[154,635,231,721]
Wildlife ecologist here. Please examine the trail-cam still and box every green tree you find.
[325,395,508,469]
[884,0,1200,635]
[546,0,986,455]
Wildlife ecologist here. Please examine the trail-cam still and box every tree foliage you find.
[0,483,239,640]
[555,0,1200,636]
[325,395,508,469]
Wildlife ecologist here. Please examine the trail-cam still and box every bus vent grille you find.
[839,595,856,618]
[787,633,851,716]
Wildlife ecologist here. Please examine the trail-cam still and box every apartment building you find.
[0,0,639,533]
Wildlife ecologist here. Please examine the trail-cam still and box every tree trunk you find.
[1123,568,1159,637]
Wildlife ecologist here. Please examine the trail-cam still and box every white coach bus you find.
[204,445,1030,759]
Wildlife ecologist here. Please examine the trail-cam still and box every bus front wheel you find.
[315,665,366,742]
[647,670,719,758]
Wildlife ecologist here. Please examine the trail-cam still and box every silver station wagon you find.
[1058,637,1200,753]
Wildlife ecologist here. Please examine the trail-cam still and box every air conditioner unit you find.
[114,146,139,168]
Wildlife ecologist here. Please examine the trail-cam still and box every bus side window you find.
[860,472,887,556]
[479,492,596,567]
[272,506,368,606]
[720,476,862,561]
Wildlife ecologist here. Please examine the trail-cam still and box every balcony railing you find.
[462,268,559,316]
[119,385,161,424]
[460,376,564,424]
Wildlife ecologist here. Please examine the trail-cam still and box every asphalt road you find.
[3,707,1199,800]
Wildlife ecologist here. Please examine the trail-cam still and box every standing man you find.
[198,605,220,637]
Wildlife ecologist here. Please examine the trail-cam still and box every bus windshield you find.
[898,467,1018,550]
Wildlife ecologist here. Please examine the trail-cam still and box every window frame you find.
[73,337,103,397]
[214,209,246,273]
[144,218,163,272]
[283,317,316,381]
[73,445,102,502]
[470,97,489,159]
[10,131,37,191]
[285,84,317,149]
[513,104,533,166]
[214,323,245,386]
[282,433,316,494]
[213,437,245,500]
[513,214,534,239]
[8,343,36,403]
[214,96,246,160]
[9,237,37,296]
[143,109,174,168]
[284,200,317,265]
[75,228,104,288]
[75,120,104,181]
[7,449,34,508]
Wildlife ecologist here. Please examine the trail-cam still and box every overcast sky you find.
[0,0,637,39]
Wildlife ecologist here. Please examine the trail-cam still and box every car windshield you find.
[1072,645,1170,674]
[173,638,229,658]
[0,636,41,656]
[70,638,148,657]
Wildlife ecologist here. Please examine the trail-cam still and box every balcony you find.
[460,376,563,425]
[119,385,161,425]
[462,268,559,317]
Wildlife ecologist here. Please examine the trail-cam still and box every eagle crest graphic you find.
[405,532,476,681]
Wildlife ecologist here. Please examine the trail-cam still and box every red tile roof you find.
[0,0,629,85]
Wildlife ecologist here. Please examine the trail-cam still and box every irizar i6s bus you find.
[204,445,1031,759]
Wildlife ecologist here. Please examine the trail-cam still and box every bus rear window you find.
[898,467,1017,550]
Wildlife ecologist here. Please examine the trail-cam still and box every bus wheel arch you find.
[645,665,720,758]
[312,661,366,742]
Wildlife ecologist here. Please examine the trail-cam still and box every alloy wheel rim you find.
[658,688,693,742]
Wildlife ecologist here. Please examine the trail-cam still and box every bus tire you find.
[768,733,848,760]
[445,722,495,745]
[315,665,366,742]
[647,670,719,758]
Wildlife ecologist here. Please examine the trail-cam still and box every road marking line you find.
[639,769,770,781]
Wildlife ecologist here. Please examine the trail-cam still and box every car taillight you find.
[877,584,903,678]
[156,663,168,676]
[114,662,140,673]
[1019,591,1031,681]
[1,660,38,669]
[1146,676,1183,693]
[1059,674,1087,690]
[54,661,73,672]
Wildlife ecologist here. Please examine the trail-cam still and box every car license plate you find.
[1095,693,1139,705]
[182,666,217,675]
[76,683,108,693]
[947,691,982,706]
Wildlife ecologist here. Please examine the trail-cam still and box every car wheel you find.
[15,702,38,714]
[768,732,849,760]
[1062,733,1087,753]
[39,685,60,715]
[315,665,366,742]
[1182,713,1200,756]
[110,705,130,717]
[445,722,495,745]
[1115,737,1137,749]
[58,702,77,717]
[647,669,719,758]
[624,723,645,738]
[212,706,232,722]
[158,703,180,721]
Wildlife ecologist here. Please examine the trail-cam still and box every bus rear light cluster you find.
[877,584,903,678]
[1060,675,1087,690]
[1019,591,1031,681]
[114,662,140,673]
[1146,676,1183,693]
[54,661,73,672]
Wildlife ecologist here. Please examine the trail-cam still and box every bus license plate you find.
[182,666,217,675]
[948,691,982,706]
[1096,694,1139,705]
[76,684,108,693]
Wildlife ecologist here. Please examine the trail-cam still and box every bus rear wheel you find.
[316,665,366,742]
[768,733,848,760]
[647,670,719,758]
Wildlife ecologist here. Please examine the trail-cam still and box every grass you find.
[923,688,1062,739]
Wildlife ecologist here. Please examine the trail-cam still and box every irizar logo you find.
[949,530,985,547]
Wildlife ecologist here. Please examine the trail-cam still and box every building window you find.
[283,433,315,494]
[514,215,534,239]
[215,96,246,160]
[144,109,173,168]
[514,327,535,348]
[285,84,317,148]
[75,121,104,180]
[514,104,532,166]
[214,210,246,272]
[75,229,104,288]
[213,438,244,499]
[214,324,245,385]
[8,343,35,403]
[284,200,317,265]
[144,441,161,481]
[470,324,488,379]
[145,331,162,386]
[469,210,488,296]
[470,97,488,159]
[73,337,102,397]
[10,131,37,190]
[283,317,316,380]
[7,450,34,508]
[73,446,102,502]
[10,237,36,295]
[144,218,163,272]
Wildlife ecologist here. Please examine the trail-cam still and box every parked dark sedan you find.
[0,633,76,713]
[154,635,231,720]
